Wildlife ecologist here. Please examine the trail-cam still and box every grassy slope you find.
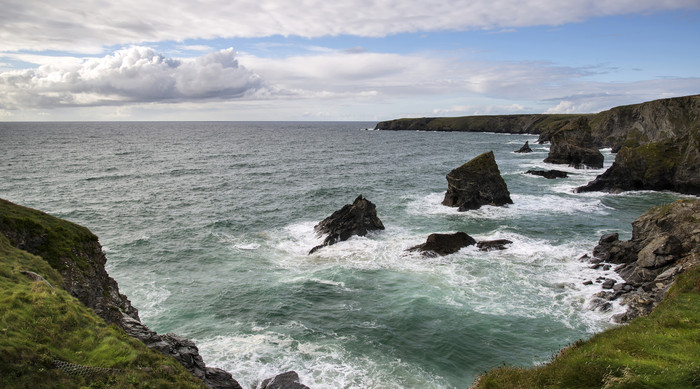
[473,266,700,389]
[0,205,205,388]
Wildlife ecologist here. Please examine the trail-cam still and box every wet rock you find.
[515,141,533,153]
[476,239,513,251]
[408,232,477,256]
[525,169,568,179]
[589,199,700,323]
[543,117,604,169]
[583,280,593,285]
[601,279,616,289]
[309,195,385,254]
[260,371,310,389]
[442,151,513,211]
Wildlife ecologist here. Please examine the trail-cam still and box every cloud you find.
[0,47,264,109]
[2,0,698,52]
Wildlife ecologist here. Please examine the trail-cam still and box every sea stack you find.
[442,151,513,211]
[515,141,533,153]
[309,195,385,254]
[543,117,604,169]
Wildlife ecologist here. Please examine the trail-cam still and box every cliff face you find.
[374,114,582,134]
[0,198,241,389]
[543,117,604,169]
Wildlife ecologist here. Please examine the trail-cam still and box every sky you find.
[1,0,700,121]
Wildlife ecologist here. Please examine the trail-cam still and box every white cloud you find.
[0,46,264,109]
[1,0,698,52]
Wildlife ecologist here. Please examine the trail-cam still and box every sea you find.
[0,121,690,388]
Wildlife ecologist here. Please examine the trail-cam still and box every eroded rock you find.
[408,232,477,256]
[442,151,513,211]
[309,195,385,254]
[543,117,604,169]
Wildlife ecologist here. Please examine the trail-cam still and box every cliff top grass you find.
[0,198,97,272]
[472,264,700,389]
[0,225,205,388]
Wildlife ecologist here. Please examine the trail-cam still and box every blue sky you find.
[1,1,699,121]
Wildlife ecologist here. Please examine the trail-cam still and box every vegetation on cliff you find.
[472,265,700,388]
[0,233,205,388]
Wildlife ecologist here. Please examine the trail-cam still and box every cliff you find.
[0,198,241,389]
[471,199,700,388]
[376,94,700,195]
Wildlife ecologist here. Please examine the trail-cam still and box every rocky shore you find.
[376,94,700,195]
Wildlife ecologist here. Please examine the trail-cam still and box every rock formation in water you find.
[587,199,700,322]
[260,371,310,389]
[442,151,513,211]
[543,117,604,169]
[515,141,533,153]
[309,195,385,254]
[477,239,513,251]
[525,169,568,179]
[408,232,477,256]
[0,198,241,389]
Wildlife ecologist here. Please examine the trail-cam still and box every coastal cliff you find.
[376,94,700,195]
[0,198,241,389]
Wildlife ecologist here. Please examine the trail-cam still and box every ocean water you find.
[0,121,690,388]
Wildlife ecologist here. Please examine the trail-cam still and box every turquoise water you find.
[0,121,689,388]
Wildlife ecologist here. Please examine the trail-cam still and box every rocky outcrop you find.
[260,371,310,389]
[0,198,242,389]
[525,169,568,179]
[577,128,700,195]
[587,199,700,322]
[408,232,477,256]
[442,151,513,211]
[515,141,532,153]
[543,117,604,169]
[309,195,385,254]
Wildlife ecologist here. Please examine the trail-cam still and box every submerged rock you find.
[543,117,604,169]
[515,141,533,153]
[477,239,513,251]
[408,232,477,256]
[525,169,568,179]
[442,151,513,211]
[309,195,385,254]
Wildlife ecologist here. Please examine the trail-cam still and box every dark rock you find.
[408,232,477,256]
[260,371,310,389]
[515,141,533,153]
[583,280,593,285]
[476,239,513,251]
[309,195,385,254]
[525,169,568,179]
[543,117,604,169]
[442,151,513,211]
[601,279,616,289]
[590,199,700,323]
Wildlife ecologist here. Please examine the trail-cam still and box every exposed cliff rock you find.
[260,371,310,389]
[408,232,477,256]
[588,199,700,322]
[543,117,604,169]
[576,129,700,194]
[309,195,385,254]
[442,151,513,211]
[0,198,242,389]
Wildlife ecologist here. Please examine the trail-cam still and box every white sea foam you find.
[195,331,448,389]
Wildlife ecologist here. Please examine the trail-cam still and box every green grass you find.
[0,234,206,389]
[0,198,99,271]
[472,266,700,389]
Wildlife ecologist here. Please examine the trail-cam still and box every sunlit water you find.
[0,121,689,388]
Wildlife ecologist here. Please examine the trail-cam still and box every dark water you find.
[0,121,689,388]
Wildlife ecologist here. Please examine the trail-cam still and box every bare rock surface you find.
[442,151,513,211]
